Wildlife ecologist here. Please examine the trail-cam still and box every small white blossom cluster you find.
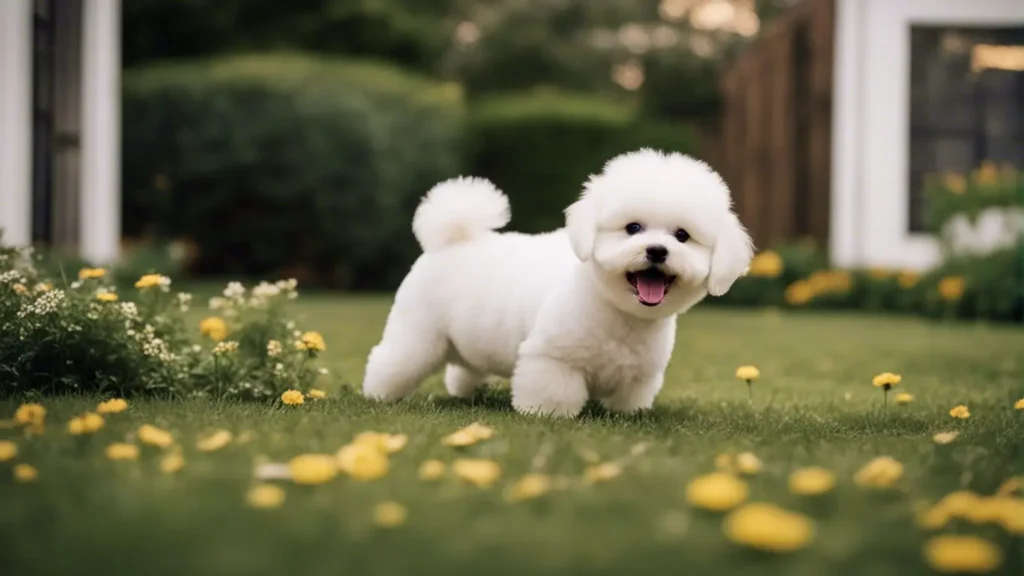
[176,292,192,313]
[267,339,283,357]
[142,336,176,363]
[119,302,139,319]
[17,289,66,317]
[0,270,24,284]
[213,340,240,356]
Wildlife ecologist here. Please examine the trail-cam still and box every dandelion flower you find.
[685,472,749,511]
[106,443,140,461]
[505,473,553,503]
[723,503,814,552]
[1014,398,1024,411]
[949,404,970,419]
[95,291,118,302]
[14,403,45,426]
[735,366,759,401]
[246,484,286,509]
[137,424,174,448]
[336,443,389,481]
[747,251,783,278]
[196,429,233,452]
[78,267,106,280]
[13,463,38,482]
[160,450,185,474]
[199,316,228,342]
[854,456,903,489]
[894,393,914,405]
[897,270,920,289]
[374,502,408,528]
[937,276,966,302]
[96,398,128,414]
[418,459,446,481]
[933,431,960,444]
[452,458,502,488]
[916,503,951,530]
[788,467,836,496]
[923,535,1001,573]
[280,389,304,406]
[295,331,326,353]
[284,454,337,485]
[135,273,170,289]
[872,372,901,406]
[999,499,1024,534]
[935,490,983,520]
[352,431,408,454]
[68,412,105,435]
[735,452,762,475]
[442,422,494,447]
[307,389,326,400]
[0,440,17,461]
[584,462,623,484]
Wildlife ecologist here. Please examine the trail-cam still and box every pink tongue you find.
[636,276,667,305]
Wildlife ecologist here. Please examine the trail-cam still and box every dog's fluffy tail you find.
[412,176,511,252]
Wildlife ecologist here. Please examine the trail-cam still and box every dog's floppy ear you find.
[564,193,597,262]
[706,211,754,296]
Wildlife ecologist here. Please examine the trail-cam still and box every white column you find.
[80,0,120,264]
[0,0,33,248]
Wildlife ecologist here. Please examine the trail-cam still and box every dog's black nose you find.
[645,245,668,263]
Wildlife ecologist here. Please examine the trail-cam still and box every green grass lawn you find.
[2,295,1023,576]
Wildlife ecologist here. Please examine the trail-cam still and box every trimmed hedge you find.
[123,52,464,289]
[466,90,698,233]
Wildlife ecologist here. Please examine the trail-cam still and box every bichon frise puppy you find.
[362,148,753,417]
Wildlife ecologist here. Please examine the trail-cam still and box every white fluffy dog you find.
[362,148,753,417]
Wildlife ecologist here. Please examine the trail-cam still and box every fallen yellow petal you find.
[933,431,960,445]
[13,463,38,482]
[735,452,763,475]
[0,440,17,461]
[288,454,338,485]
[584,462,623,484]
[160,450,186,474]
[106,443,140,461]
[352,431,408,454]
[336,442,390,481]
[686,472,749,512]
[923,535,1002,573]
[788,467,836,496]
[418,459,446,481]
[452,458,502,488]
[247,484,286,509]
[374,501,407,528]
[505,473,553,503]
[196,429,233,452]
[442,422,494,447]
[307,388,326,399]
[138,424,174,448]
[96,398,129,414]
[723,502,815,552]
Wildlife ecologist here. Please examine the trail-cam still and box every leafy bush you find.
[123,52,464,289]
[466,90,698,233]
[916,245,1024,323]
[0,233,331,400]
[925,161,1022,232]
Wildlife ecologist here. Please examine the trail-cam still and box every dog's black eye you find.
[625,222,643,235]
[674,228,690,243]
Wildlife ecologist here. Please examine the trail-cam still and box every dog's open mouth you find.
[626,268,676,307]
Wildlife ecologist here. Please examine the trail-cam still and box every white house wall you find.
[0,0,32,247]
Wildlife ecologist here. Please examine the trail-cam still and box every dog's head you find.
[564,149,753,319]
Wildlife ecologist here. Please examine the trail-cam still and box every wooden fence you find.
[718,0,835,251]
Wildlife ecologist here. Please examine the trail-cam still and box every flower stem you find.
[746,380,753,402]
[883,385,889,408]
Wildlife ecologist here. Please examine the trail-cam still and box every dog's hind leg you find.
[444,364,486,399]
[362,319,447,402]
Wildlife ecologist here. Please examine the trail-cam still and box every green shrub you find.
[466,90,698,233]
[925,162,1022,233]
[0,233,330,400]
[123,52,464,289]
[917,244,1024,323]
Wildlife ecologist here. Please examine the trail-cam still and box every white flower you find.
[213,341,239,356]
[191,344,202,353]
[285,321,296,330]
[318,367,329,375]
[274,363,284,373]
[0,270,21,284]
[267,340,282,357]
[208,296,226,310]
[252,281,281,299]
[223,281,245,299]
[176,292,192,312]
[70,280,83,289]
[16,289,66,317]
[119,302,139,319]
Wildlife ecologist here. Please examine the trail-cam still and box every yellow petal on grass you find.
[686,472,749,512]
[13,463,38,482]
[138,424,174,448]
[584,462,623,484]
[996,476,1023,497]
[723,503,815,552]
[246,483,286,509]
[67,412,105,435]
[999,499,1024,534]
[735,452,763,475]
[96,398,128,414]
[505,473,553,503]
[236,430,256,444]
[853,456,903,489]
[106,443,140,461]
[1014,398,1024,411]
[894,393,914,405]
[336,443,390,481]
[452,458,502,488]
[307,389,326,400]
[352,431,408,454]
[160,450,186,474]
[196,429,233,452]
[14,403,46,426]
[288,454,338,485]
[374,501,408,528]
[923,535,1002,574]
[788,467,836,496]
[933,431,960,444]
[0,440,17,462]
[418,459,446,481]
[442,422,494,447]
[916,504,951,531]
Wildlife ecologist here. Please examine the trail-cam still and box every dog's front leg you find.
[600,373,663,414]
[510,354,588,418]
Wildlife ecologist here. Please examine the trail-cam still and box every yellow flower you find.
[442,422,495,447]
[735,366,759,381]
[418,459,446,481]
[0,440,17,461]
[807,269,852,294]
[867,268,894,280]
[137,424,174,448]
[106,443,140,461]
[199,316,228,342]
[974,160,1000,185]
[735,452,762,475]
[1000,499,1024,534]
[894,393,914,405]
[723,503,814,552]
[938,276,965,302]
[336,442,390,481]
[505,473,553,503]
[78,267,106,280]
[943,172,967,194]
[160,450,185,474]
[280,389,304,406]
[96,398,128,414]
[923,535,1001,573]
[67,412,105,435]
[915,502,951,530]
[996,476,1023,497]
[933,431,960,444]
[246,484,286,509]
[854,456,903,489]
[871,372,901,389]
[949,404,970,419]
[584,462,623,484]
[35,282,52,292]
[685,472,749,511]
[747,251,783,278]
[307,388,326,400]
[13,463,38,482]
[295,331,326,352]
[1014,398,1024,411]
[784,280,815,305]
[897,270,920,289]
[935,490,982,518]
[788,467,836,496]
[962,496,1008,525]
[95,291,118,302]
[452,458,502,488]
[196,429,233,452]
[14,403,46,426]
[352,431,408,454]
[135,273,170,289]
[374,502,408,528]
[288,454,338,485]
